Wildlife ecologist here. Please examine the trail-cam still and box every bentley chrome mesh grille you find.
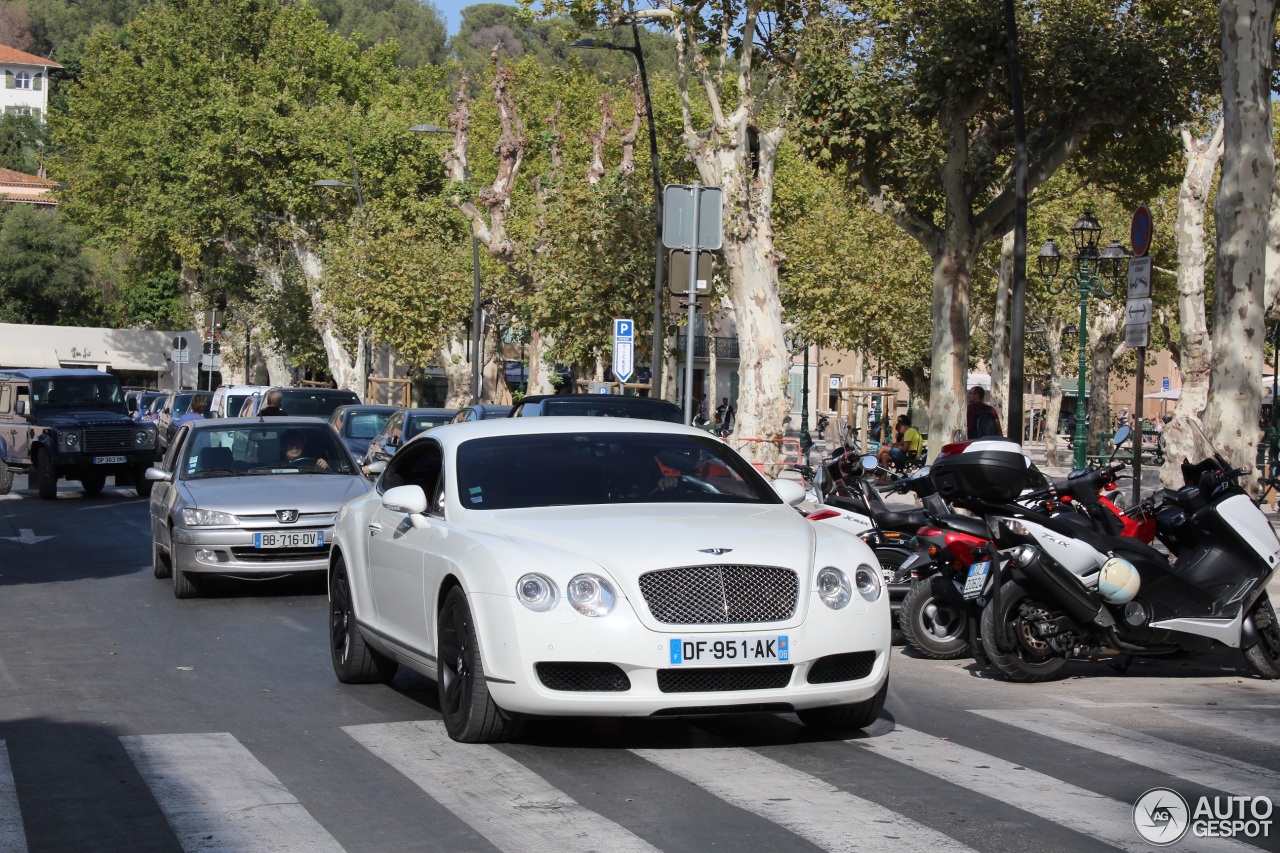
[638,565,798,625]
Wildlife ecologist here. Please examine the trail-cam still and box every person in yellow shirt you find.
[876,414,923,481]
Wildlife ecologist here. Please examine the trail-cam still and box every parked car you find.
[328,404,399,461]
[237,387,361,419]
[452,404,513,423]
[130,391,165,423]
[509,394,683,423]
[156,390,200,457]
[209,384,271,418]
[145,417,372,598]
[0,369,159,498]
[328,416,889,742]
[361,408,458,467]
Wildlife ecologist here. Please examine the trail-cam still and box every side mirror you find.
[14,401,26,416]
[772,478,808,506]
[387,435,401,447]
[144,467,172,482]
[128,398,138,412]
[861,455,879,471]
[366,459,388,476]
[1113,425,1131,446]
[811,465,830,505]
[383,485,430,527]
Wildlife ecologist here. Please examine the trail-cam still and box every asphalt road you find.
[1,480,1279,853]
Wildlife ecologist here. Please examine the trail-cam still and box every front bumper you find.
[48,449,154,472]
[171,526,333,576]
[468,590,891,717]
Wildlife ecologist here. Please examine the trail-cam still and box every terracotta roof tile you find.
[0,167,54,187]
[0,44,62,68]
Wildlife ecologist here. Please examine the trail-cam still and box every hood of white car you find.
[467,503,815,577]
[183,474,371,514]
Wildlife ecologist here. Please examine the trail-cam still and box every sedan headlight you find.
[515,573,557,612]
[816,567,852,610]
[855,563,883,602]
[567,573,615,617]
[180,508,237,527]
[60,431,80,449]
[135,429,156,448]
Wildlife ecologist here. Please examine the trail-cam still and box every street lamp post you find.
[409,123,484,405]
[1037,211,1129,469]
[800,342,811,448]
[570,27,664,398]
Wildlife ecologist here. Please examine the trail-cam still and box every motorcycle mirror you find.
[861,455,879,471]
[1113,425,1131,447]
[812,465,830,504]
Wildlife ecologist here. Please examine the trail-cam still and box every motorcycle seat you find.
[873,508,930,532]
[935,513,988,540]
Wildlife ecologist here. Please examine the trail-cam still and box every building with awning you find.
[0,323,197,389]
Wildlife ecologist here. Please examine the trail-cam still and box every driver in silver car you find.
[281,428,329,470]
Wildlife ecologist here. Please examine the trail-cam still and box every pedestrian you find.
[715,396,735,436]
[174,394,208,428]
[965,387,1002,439]
[258,390,287,417]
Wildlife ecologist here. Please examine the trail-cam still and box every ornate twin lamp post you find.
[1037,211,1129,469]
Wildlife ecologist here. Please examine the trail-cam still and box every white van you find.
[209,384,271,418]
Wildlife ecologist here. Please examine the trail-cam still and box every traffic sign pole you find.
[1130,207,1153,504]
[683,183,701,426]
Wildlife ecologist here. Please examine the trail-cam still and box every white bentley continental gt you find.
[328,417,890,742]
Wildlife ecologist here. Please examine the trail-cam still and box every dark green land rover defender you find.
[0,369,159,499]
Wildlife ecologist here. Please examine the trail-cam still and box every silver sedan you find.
[146,418,373,598]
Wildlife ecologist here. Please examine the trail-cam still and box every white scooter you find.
[930,431,1280,682]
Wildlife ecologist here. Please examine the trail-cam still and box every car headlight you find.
[816,567,852,609]
[567,573,615,617]
[855,563,882,602]
[60,431,80,449]
[515,573,557,612]
[180,508,237,527]
[135,429,156,448]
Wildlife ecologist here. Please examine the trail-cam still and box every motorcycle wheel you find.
[1243,596,1280,680]
[980,580,1069,683]
[900,575,970,660]
[873,546,909,644]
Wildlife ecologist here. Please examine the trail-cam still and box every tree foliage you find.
[0,204,99,324]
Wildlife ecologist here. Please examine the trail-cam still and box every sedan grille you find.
[639,565,798,625]
[806,651,877,684]
[657,664,793,693]
[236,512,336,528]
[230,546,330,563]
[83,429,133,452]
[536,662,631,692]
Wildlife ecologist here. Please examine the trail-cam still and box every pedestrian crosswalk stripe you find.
[632,745,979,853]
[120,733,345,853]
[1155,708,1280,747]
[0,742,27,853]
[343,721,659,853]
[973,708,1280,803]
[852,726,1256,853]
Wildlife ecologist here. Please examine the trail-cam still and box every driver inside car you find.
[280,429,328,470]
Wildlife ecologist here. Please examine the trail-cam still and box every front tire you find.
[172,540,200,599]
[134,462,153,499]
[152,541,171,579]
[437,585,519,743]
[330,556,397,684]
[980,580,1069,683]
[35,451,57,500]
[797,679,888,731]
[900,575,970,659]
[1244,596,1280,680]
[0,459,12,495]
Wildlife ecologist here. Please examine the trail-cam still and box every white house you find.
[0,44,60,121]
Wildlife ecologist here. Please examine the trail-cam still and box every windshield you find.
[226,395,253,416]
[180,424,355,479]
[279,389,361,418]
[346,410,393,439]
[171,393,195,416]
[540,398,683,423]
[455,432,778,510]
[31,377,124,407]
[405,413,454,440]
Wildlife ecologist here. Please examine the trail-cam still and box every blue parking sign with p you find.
[613,318,635,383]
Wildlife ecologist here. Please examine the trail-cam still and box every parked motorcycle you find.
[929,431,1280,682]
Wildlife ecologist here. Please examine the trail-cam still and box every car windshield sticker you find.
[469,486,483,504]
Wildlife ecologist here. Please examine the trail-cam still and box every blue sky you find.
[433,0,519,35]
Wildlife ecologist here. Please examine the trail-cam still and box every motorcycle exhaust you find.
[1019,550,1117,629]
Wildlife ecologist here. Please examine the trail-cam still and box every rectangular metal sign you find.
[662,185,723,250]
[668,250,713,294]
[1125,323,1150,349]
[172,350,189,364]
[1127,255,1152,300]
[613,318,634,384]
[1126,297,1153,324]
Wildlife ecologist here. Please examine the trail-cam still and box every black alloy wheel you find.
[980,580,1069,683]
[1244,597,1280,680]
[329,557,397,684]
[899,576,970,660]
[437,586,519,743]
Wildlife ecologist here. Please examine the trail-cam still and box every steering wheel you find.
[287,456,324,470]
[645,474,720,499]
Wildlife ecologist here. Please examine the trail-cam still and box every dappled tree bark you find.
[289,237,365,393]
[1043,324,1066,467]
[989,230,1014,428]
[1204,0,1277,482]
[1085,308,1124,457]
[1162,121,1223,483]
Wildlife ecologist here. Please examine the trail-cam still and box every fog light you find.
[195,549,216,563]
